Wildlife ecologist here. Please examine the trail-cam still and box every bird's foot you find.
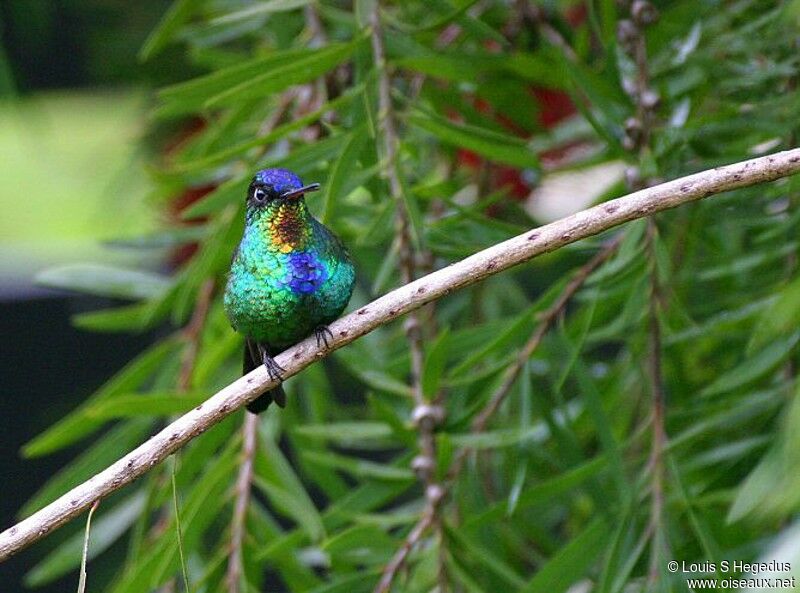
[258,345,285,382]
[314,325,334,350]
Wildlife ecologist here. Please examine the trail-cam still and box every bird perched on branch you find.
[224,168,356,414]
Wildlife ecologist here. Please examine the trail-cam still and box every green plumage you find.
[223,168,356,413]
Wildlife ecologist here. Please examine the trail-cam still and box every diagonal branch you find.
[373,512,435,593]
[1,148,800,562]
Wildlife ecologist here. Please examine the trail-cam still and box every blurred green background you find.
[0,3,170,592]
[0,92,152,280]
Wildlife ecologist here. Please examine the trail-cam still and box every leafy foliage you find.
[23,1,800,592]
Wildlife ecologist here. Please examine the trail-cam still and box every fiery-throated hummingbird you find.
[224,168,356,414]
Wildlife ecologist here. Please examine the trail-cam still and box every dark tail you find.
[243,339,286,414]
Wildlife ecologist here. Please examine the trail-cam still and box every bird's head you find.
[246,168,320,212]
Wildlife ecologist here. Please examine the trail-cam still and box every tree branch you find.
[373,512,435,593]
[617,0,671,576]
[2,148,800,562]
[370,3,447,587]
[226,413,258,593]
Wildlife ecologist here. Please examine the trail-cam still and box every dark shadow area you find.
[0,295,155,592]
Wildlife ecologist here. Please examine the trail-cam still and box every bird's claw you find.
[314,325,334,349]
[260,350,285,382]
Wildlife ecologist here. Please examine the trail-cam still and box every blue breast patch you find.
[282,252,329,295]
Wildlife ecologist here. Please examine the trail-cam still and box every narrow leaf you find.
[206,38,365,108]
[139,0,199,61]
[521,519,607,593]
[322,127,369,223]
[409,110,539,169]
[211,0,311,25]
[422,327,450,400]
[36,264,170,300]
[701,331,800,397]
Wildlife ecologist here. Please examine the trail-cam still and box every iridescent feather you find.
[224,168,356,413]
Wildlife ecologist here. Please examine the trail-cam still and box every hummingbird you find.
[223,168,356,414]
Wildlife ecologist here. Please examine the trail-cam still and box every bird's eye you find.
[253,187,267,202]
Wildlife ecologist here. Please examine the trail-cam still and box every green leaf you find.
[587,222,645,284]
[180,175,247,219]
[156,46,314,116]
[701,331,800,397]
[192,329,241,387]
[450,423,552,450]
[139,0,200,61]
[244,503,320,590]
[520,518,607,593]
[396,169,427,250]
[666,297,771,345]
[293,422,393,444]
[351,369,414,397]
[301,450,415,481]
[256,430,326,542]
[322,524,396,566]
[397,51,564,88]
[409,110,539,169]
[698,242,796,281]
[556,52,626,152]
[306,570,379,593]
[386,0,503,44]
[368,394,417,446]
[446,523,526,588]
[84,391,208,419]
[36,264,170,300]
[253,478,327,543]
[257,475,415,562]
[173,83,365,174]
[71,302,155,333]
[571,358,630,498]
[387,0,480,33]
[595,501,648,593]
[506,464,527,517]
[106,226,209,250]
[449,306,534,377]
[667,457,722,565]
[728,386,800,522]
[205,37,366,108]
[448,553,490,593]
[210,0,311,25]
[749,275,800,352]
[727,444,793,523]
[465,456,607,528]
[422,327,450,400]
[322,127,369,224]
[271,133,354,177]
